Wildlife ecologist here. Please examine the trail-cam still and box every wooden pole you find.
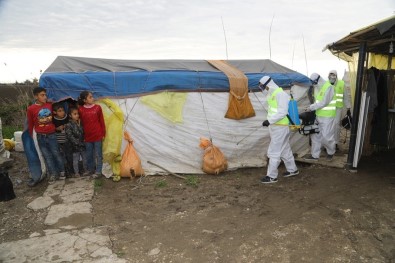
[147,161,187,180]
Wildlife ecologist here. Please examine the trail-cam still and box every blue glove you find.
[262,120,270,127]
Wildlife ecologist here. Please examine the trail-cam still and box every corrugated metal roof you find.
[325,15,395,56]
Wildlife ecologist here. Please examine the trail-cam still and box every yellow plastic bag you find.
[97,99,124,176]
[4,139,15,151]
[120,131,144,177]
[199,137,228,175]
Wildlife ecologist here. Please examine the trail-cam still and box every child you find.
[52,102,72,177]
[26,87,65,184]
[65,107,86,177]
[78,91,106,178]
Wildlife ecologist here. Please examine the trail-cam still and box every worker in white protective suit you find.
[331,70,352,148]
[304,72,336,161]
[259,76,299,184]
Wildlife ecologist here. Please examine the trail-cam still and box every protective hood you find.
[259,76,279,93]
[309,73,326,87]
[329,70,337,76]
[328,70,338,85]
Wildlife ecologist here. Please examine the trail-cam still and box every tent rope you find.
[121,70,152,126]
[252,90,268,113]
[124,97,140,125]
[197,70,213,141]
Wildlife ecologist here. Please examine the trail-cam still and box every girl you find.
[65,107,86,177]
[78,91,106,178]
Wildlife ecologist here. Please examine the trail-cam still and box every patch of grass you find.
[94,179,103,192]
[1,125,23,139]
[155,179,167,188]
[185,175,199,188]
[116,251,125,257]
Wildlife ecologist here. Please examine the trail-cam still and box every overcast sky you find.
[0,0,394,83]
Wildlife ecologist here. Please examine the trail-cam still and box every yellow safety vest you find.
[334,80,345,108]
[268,88,289,125]
[315,82,336,117]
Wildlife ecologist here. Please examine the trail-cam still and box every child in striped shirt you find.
[52,102,71,178]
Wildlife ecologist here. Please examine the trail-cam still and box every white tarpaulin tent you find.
[40,57,312,175]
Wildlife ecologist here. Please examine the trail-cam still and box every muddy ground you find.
[1,150,394,262]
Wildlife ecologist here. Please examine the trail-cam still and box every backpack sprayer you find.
[236,90,301,145]
[287,92,301,132]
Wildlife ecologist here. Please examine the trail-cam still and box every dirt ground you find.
[1,149,394,262]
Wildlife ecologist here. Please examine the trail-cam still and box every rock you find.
[44,202,92,225]
[148,247,160,256]
[202,229,214,234]
[29,232,41,238]
[27,196,54,210]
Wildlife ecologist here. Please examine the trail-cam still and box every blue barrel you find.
[288,99,301,126]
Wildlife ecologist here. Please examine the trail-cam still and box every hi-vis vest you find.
[268,88,289,125]
[315,82,336,117]
[334,80,345,108]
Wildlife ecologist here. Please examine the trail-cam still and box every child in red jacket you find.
[26,87,65,185]
[78,91,106,178]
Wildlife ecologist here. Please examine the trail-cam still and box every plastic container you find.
[288,99,301,126]
[14,131,24,152]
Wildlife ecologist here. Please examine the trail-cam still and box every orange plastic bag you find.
[120,131,144,177]
[199,137,228,175]
[207,60,255,120]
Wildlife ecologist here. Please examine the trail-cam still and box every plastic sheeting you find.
[115,87,309,175]
[40,57,311,102]
[97,99,124,176]
[140,91,188,123]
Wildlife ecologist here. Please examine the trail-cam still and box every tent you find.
[324,15,395,169]
[40,56,311,175]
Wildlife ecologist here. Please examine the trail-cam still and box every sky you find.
[0,0,394,83]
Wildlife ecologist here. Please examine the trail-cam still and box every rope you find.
[122,70,152,126]
[197,71,213,142]
[252,90,268,113]
[124,97,140,125]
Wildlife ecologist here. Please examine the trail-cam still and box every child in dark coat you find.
[65,107,86,177]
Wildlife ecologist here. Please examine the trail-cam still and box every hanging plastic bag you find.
[199,137,228,175]
[120,131,144,177]
[97,99,124,177]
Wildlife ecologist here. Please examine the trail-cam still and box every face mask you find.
[329,75,337,85]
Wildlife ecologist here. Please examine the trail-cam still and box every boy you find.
[53,102,73,177]
[27,87,65,185]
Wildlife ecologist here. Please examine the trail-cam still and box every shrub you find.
[1,125,20,139]
[0,85,32,129]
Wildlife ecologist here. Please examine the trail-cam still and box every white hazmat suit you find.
[332,70,352,144]
[308,73,336,158]
[260,76,298,179]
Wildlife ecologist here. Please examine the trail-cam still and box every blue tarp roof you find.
[40,56,310,101]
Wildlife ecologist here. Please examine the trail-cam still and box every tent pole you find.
[347,42,367,170]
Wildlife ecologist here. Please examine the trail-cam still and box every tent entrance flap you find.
[207,60,255,120]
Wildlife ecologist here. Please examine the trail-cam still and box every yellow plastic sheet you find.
[97,99,124,176]
[140,91,187,123]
